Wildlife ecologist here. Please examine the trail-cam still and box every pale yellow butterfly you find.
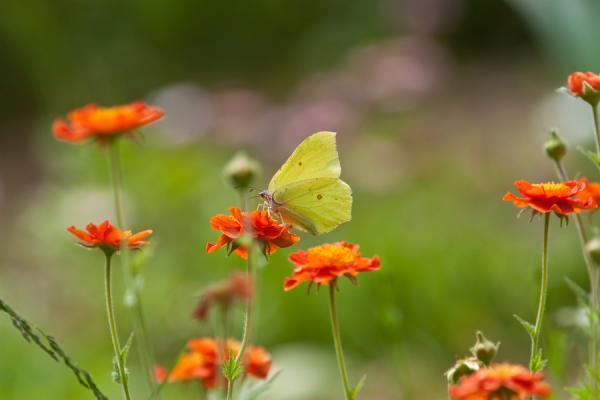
[259,131,352,234]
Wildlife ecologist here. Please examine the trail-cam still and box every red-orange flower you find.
[576,178,600,209]
[67,220,152,254]
[193,272,253,321]
[502,179,596,216]
[449,363,551,400]
[155,337,272,388]
[567,72,600,97]
[206,207,300,259]
[284,241,380,291]
[53,102,164,143]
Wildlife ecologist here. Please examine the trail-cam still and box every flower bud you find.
[585,236,600,265]
[470,331,499,366]
[566,72,600,105]
[223,152,260,191]
[544,130,567,162]
[445,357,480,385]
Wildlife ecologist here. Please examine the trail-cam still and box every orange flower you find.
[502,179,596,216]
[567,72,600,97]
[193,272,253,321]
[284,242,380,291]
[449,363,551,400]
[576,178,600,209]
[155,337,272,388]
[206,207,300,259]
[67,220,152,255]
[53,102,164,143]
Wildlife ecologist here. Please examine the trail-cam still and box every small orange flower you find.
[502,179,596,216]
[567,72,600,97]
[193,272,253,321]
[206,207,300,259]
[155,337,272,388]
[576,178,600,209]
[284,241,380,291]
[53,102,164,143]
[67,220,152,255]
[449,363,551,400]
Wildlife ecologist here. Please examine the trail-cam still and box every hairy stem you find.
[554,160,599,391]
[592,104,600,156]
[226,190,255,400]
[328,283,353,400]
[104,254,132,400]
[108,140,155,390]
[530,213,550,371]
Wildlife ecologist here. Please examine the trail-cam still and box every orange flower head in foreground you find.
[567,72,600,98]
[67,220,152,255]
[53,102,164,143]
[284,241,380,292]
[155,337,272,388]
[503,179,596,216]
[206,207,300,259]
[193,272,253,321]
[449,363,551,400]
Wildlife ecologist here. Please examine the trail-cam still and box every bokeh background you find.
[2,0,600,399]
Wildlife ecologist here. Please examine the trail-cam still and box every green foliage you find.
[0,298,108,400]
[350,374,367,399]
[112,332,134,384]
[565,278,600,399]
[514,314,536,338]
[514,314,547,372]
[237,371,282,400]
[578,147,600,170]
[223,351,243,383]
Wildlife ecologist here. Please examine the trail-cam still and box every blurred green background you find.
[2,0,600,399]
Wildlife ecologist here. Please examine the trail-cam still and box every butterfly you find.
[259,131,352,235]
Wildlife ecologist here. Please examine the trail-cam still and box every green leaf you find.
[578,146,600,169]
[112,356,122,383]
[237,370,282,400]
[0,298,108,400]
[565,277,590,306]
[223,351,243,382]
[120,332,135,363]
[529,349,547,373]
[350,374,367,399]
[111,332,134,383]
[513,314,535,339]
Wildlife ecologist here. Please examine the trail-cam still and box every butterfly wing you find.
[268,131,341,193]
[272,177,352,235]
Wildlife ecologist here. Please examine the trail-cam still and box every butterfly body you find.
[261,131,352,235]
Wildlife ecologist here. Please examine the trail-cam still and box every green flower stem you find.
[226,379,233,400]
[226,246,255,400]
[328,283,353,400]
[592,104,600,156]
[108,140,155,390]
[554,159,599,392]
[530,213,550,371]
[226,191,255,400]
[104,253,132,400]
[217,305,230,395]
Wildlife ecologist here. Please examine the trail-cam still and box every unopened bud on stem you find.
[224,152,261,191]
[586,236,600,265]
[544,130,567,162]
[470,331,499,366]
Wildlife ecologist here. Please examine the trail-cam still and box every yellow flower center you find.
[306,244,357,268]
[531,182,569,196]
[88,106,135,128]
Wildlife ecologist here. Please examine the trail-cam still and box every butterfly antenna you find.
[247,187,261,199]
